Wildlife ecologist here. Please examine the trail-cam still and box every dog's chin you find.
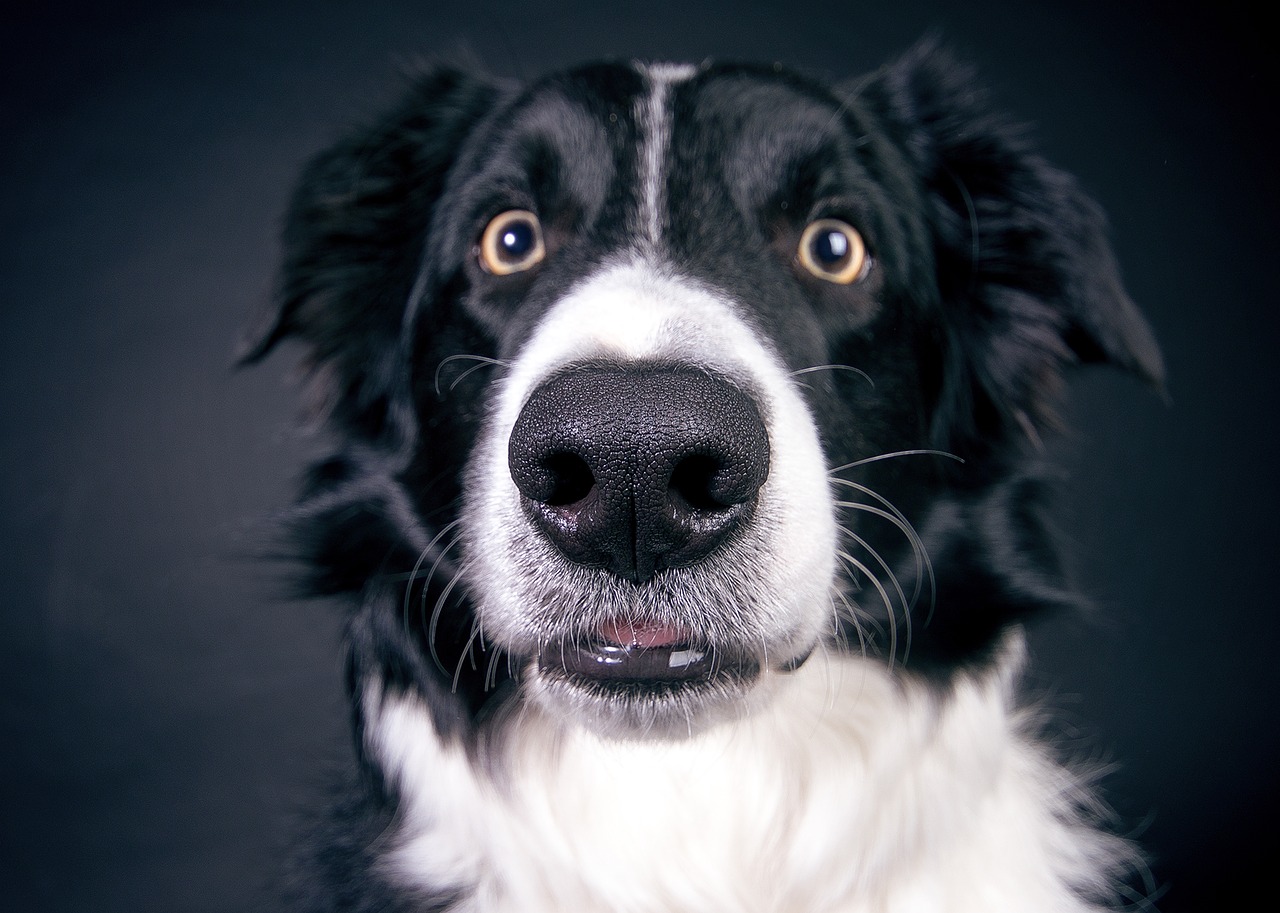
[524,625,805,739]
[530,654,760,740]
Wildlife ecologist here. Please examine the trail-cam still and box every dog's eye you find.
[797,219,868,284]
[479,210,546,275]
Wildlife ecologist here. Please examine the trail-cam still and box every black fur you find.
[246,43,1161,908]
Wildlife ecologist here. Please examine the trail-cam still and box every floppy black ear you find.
[239,66,499,440]
[859,43,1164,457]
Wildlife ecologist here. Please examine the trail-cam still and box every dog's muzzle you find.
[506,363,770,688]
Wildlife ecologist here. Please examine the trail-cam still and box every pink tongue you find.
[599,619,687,649]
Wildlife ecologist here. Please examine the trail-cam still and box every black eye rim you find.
[478,209,546,275]
[797,218,869,285]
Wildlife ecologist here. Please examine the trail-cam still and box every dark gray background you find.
[2,1,1274,910]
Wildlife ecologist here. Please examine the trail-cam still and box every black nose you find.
[507,364,770,583]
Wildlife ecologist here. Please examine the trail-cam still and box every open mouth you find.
[528,619,817,737]
[537,619,759,689]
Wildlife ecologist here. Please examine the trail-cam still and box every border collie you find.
[244,43,1163,912]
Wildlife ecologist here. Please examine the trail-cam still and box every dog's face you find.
[452,63,912,735]
[245,49,1162,741]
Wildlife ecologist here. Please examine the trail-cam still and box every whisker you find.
[831,478,937,621]
[415,531,465,641]
[426,571,466,676]
[433,353,509,396]
[836,549,909,669]
[472,608,498,692]
[839,531,911,621]
[485,638,505,692]
[829,584,869,657]
[828,449,963,474]
[834,501,925,605]
[789,363,875,389]
[452,620,485,693]
[401,519,463,630]
[401,553,434,634]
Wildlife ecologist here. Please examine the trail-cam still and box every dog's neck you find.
[364,631,1130,912]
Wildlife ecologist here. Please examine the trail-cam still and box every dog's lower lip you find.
[541,624,719,683]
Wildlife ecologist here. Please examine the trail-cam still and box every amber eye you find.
[478,210,545,275]
[797,218,869,284]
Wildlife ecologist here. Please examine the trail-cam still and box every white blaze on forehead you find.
[635,62,697,250]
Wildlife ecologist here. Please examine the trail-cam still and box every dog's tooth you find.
[668,649,706,669]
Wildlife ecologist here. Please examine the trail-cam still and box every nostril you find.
[668,455,730,512]
[542,452,594,506]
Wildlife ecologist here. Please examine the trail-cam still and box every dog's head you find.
[244,46,1162,741]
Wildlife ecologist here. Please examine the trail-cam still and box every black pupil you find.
[813,228,849,266]
[500,220,534,258]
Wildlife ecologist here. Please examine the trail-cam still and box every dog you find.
[243,42,1163,912]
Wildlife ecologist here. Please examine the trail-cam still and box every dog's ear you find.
[856,42,1164,456]
[239,66,499,440]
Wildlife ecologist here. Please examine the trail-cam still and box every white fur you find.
[636,62,697,248]
[370,632,1130,912]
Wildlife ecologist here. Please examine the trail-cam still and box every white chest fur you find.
[367,637,1131,912]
